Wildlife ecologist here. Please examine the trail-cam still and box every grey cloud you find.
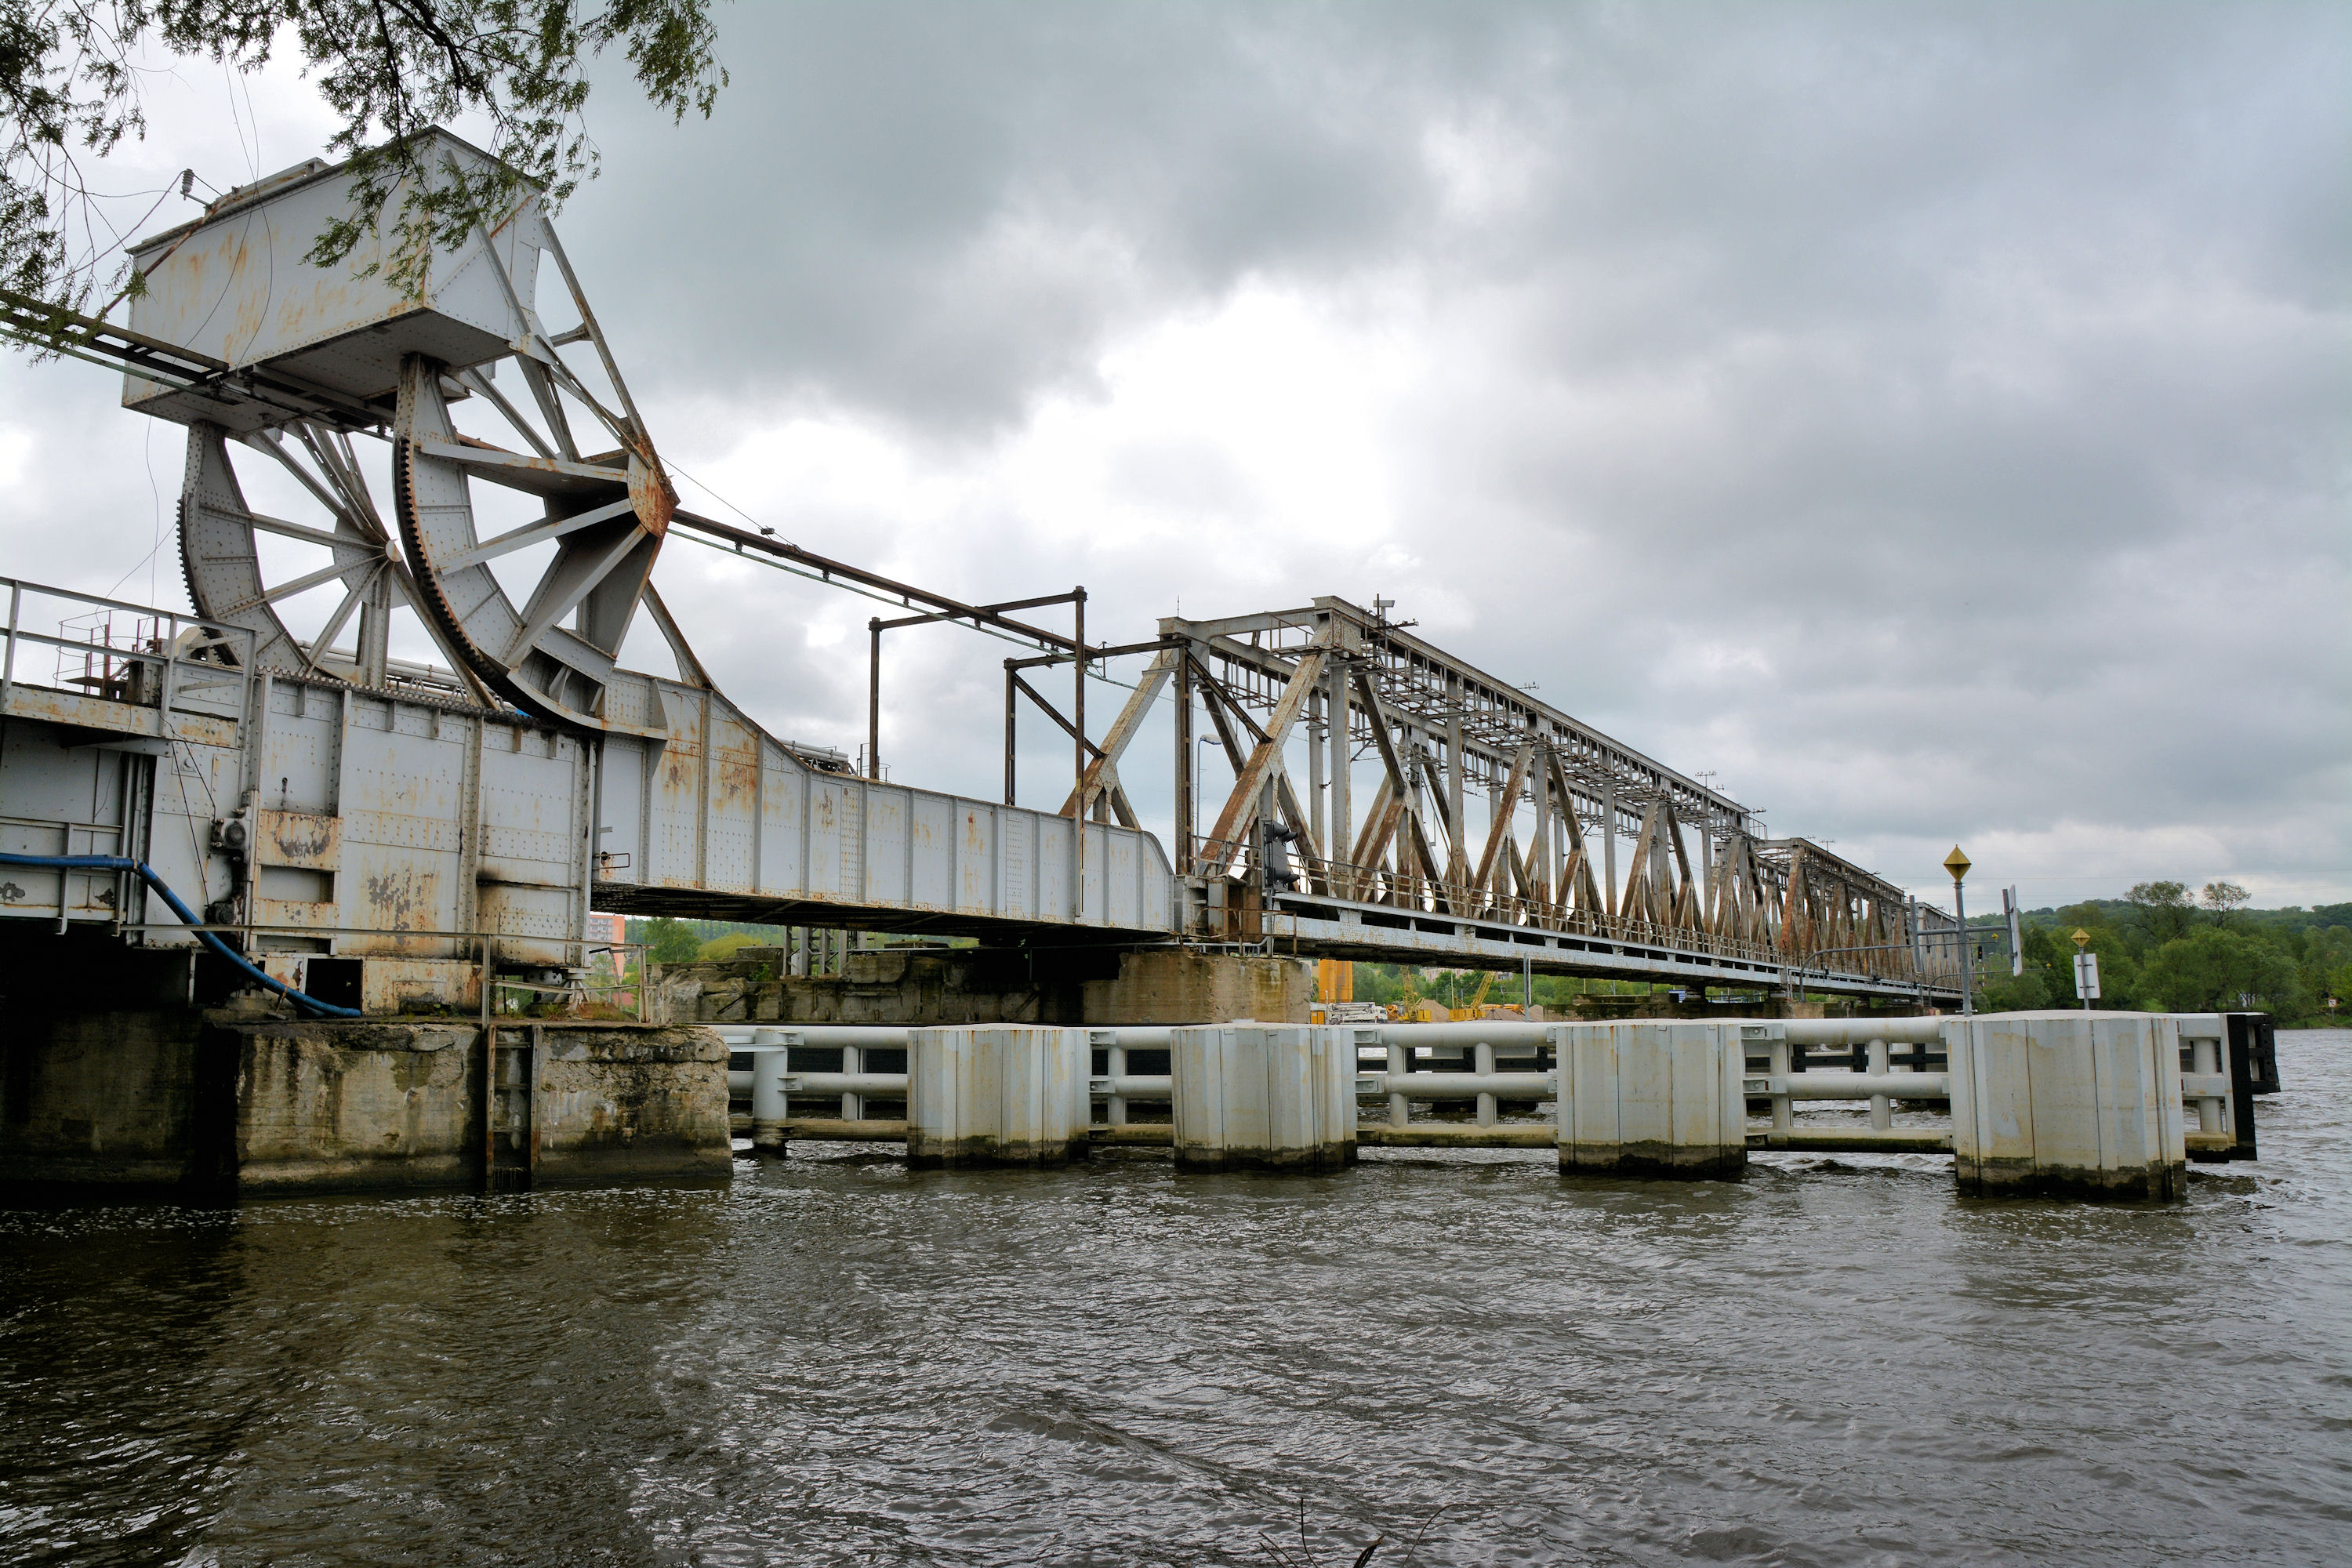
[0,1,2342,907]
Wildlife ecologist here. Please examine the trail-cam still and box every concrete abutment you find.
[2,1008,730,1196]
[664,945,1313,1027]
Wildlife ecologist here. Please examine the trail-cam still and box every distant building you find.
[586,912,627,978]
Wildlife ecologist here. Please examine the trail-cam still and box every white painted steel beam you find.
[1357,1072,1555,1098]
[1742,1073,1951,1100]
[776,1073,909,1095]
[1091,1075,1174,1099]
[596,673,1177,938]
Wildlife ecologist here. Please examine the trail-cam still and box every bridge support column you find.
[1170,1025,1356,1174]
[1947,1012,2187,1200]
[1551,1021,1746,1180]
[906,1026,1091,1169]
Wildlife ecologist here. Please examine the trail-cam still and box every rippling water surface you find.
[5,1033,2348,1566]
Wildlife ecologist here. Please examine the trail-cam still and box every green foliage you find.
[1978,967,2050,1011]
[2141,927,2300,1014]
[697,931,766,962]
[1349,963,1669,1010]
[2126,881,2196,944]
[2198,880,2251,926]
[1986,919,2142,1009]
[2003,886,2350,1022]
[2304,925,2352,1018]
[641,915,699,964]
[0,1,726,314]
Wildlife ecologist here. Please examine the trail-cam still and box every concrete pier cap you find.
[1947,1011,2188,1201]
[1550,1020,1748,1181]
[1170,1025,1356,1174]
[905,1025,1091,1169]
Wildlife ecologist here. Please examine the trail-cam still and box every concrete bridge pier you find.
[1552,1021,1748,1181]
[1169,1025,1356,1174]
[1948,1012,2188,1200]
[905,1026,1092,1169]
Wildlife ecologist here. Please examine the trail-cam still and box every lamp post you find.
[1944,844,1973,1017]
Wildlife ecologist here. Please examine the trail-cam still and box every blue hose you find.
[0,851,364,1018]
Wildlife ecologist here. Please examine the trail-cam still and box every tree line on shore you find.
[1980,882,2347,1024]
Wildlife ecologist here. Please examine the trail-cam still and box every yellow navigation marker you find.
[2071,927,2092,949]
[1943,844,1972,882]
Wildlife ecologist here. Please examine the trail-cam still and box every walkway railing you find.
[0,574,255,742]
[1198,833,1958,990]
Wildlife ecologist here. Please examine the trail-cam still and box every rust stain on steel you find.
[363,868,441,931]
[710,713,757,805]
[659,739,699,806]
[1,683,238,748]
[629,453,674,538]
[260,809,340,869]
[257,896,340,928]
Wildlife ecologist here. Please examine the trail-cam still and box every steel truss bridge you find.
[0,132,1961,1003]
[1007,601,1961,1000]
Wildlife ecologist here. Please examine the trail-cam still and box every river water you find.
[4,1033,2347,1567]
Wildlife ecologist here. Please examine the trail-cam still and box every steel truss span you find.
[1051,596,1962,998]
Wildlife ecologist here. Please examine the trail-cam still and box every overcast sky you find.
[2,1,2344,912]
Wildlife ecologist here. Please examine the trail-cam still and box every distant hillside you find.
[1991,899,2352,933]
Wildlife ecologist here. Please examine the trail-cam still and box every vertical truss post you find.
[1073,590,1086,919]
[1530,733,1553,915]
[1004,659,1017,806]
[1445,675,1466,897]
[1307,688,1326,868]
[1175,646,1194,874]
[1327,656,1351,898]
[868,617,883,780]
[1486,769,1508,914]
[1602,776,1618,921]
[1699,811,1715,934]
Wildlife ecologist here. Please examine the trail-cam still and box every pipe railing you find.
[1,574,256,734]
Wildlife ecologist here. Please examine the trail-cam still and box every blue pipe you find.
[0,851,364,1018]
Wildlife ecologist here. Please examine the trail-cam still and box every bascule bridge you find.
[1,133,1963,1018]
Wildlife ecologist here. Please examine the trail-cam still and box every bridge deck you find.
[1260,894,1950,1000]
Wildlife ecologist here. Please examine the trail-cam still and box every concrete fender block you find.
[1170,1025,1356,1174]
[231,1022,478,1194]
[1552,1020,1745,1181]
[1948,1011,2187,1201]
[531,1026,732,1189]
[906,1026,1091,1169]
